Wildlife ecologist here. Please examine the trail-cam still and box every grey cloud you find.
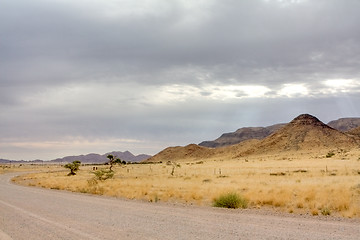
[1,0,360,159]
[2,0,360,88]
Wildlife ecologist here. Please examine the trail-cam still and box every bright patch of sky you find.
[278,84,309,97]
[322,79,360,93]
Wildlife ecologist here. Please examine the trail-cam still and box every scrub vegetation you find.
[10,151,360,218]
[64,161,81,175]
[213,192,248,209]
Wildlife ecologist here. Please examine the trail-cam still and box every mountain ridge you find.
[199,123,285,148]
[51,151,151,163]
[327,117,360,132]
[145,114,360,162]
[199,117,360,149]
[0,151,151,164]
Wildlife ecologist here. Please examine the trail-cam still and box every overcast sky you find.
[1,0,360,160]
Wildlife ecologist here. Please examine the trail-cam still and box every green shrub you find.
[213,192,248,209]
[92,169,114,181]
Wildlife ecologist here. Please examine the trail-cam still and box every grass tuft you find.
[321,207,331,216]
[213,192,248,209]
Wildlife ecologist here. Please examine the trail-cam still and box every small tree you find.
[114,158,122,164]
[106,154,115,171]
[64,161,81,176]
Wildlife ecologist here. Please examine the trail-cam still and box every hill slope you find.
[327,118,360,132]
[346,126,360,137]
[199,124,285,148]
[146,144,214,162]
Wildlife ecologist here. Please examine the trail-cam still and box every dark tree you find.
[107,154,115,171]
[114,158,122,164]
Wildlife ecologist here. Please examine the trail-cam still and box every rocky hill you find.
[239,114,359,156]
[145,114,360,162]
[327,118,360,132]
[198,117,360,149]
[146,144,213,163]
[199,124,285,148]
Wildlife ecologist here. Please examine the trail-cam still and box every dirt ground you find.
[1,172,360,240]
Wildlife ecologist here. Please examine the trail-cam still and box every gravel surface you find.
[1,173,359,240]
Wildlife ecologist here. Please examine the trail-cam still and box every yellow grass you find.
[12,150,360,218]
[0,163,62,174]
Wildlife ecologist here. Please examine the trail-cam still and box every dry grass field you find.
[0,163,62,174]
[11,149,360,218]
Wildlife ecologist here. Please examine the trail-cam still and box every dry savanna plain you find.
[4,114,360,219]
[8,149,360,218]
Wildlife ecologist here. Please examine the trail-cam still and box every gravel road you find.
[1,173,359,240]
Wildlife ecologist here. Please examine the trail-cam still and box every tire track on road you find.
[0,199,100,240]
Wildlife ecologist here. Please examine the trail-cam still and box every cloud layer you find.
[1,0,360,160]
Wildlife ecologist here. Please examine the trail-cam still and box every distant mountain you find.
[145,114,360,162]
[0,159,11,164]
[50,151,151,163]
[327,118,360,132]
[0,151,151,164]
[105,151,151,162]
[0,159,43,164]
[199,123,285,148]
[51,153,105,163]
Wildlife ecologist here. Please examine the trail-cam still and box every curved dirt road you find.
[0,173,359,240]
